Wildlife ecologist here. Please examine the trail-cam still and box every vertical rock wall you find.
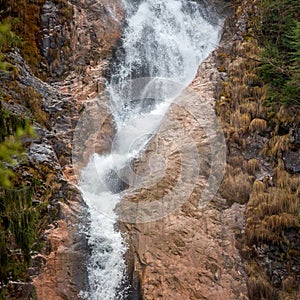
[119,7,250,299]
[32,1,124,299]
[0,0,124,299]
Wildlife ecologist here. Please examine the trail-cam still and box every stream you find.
[79,0,223,299]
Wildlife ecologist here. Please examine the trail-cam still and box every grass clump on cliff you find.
[0,187,38,284]
[216,0,300,298]
[245,160,300,245]
[0,113,31,188]
[20,86,50,128]
[0,14,50,128]
[0,19,33,188]
[0,0,45,76]
[0,105,39,287]
[0,17,20,72]
[0,16,41,289]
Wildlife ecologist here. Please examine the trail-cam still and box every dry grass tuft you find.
[246,162,300,244]
[265,213,298,231]
[243,72,259,86]
[253,86,265,101]
[231,84,249,103]
[228,56,248,77]
[239,101,258,117]
[246,261,277,300]
[249,118,267,134]
[252,179,266,194]
[230,111,251,131]
[248,273,277,300]
[260,135,290,158]
[228,155,244,168]
[235,40,261,59]
[281,276,296,293]
[246,158,260,175]
[220,165,253,204]
[20,86,50,128]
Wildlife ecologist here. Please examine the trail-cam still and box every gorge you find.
[78,1,223,298]
[0,0,299,300]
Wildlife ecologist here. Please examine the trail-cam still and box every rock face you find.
[31,1,124,299]
[40,0,124,83]
[120,38,249,299]
[41,0,124,97]
[123,203,248,300]
[0,0,124,299]
[1,47,89,299]
[32,202,88,300]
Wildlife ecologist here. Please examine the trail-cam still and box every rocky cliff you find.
[31,0,124,298]
[216,1,300,299]
[118,6,249,300]
[119,0,300,299]
[1,0,299,299]
[0,0,124,299]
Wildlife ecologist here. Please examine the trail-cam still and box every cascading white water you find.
[79,0,223,299]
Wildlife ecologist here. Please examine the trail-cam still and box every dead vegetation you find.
[20,86,50,128]
[219,164,253,204]
[246,262,277,300]
[216,0,300,298]
[260,135,290,158]
[249,118,267,134]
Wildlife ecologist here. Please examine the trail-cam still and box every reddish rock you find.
[32,0,124,299]
[33,204,88,300]
[120,43,249,300]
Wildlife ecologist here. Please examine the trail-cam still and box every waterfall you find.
[79,0,223,299]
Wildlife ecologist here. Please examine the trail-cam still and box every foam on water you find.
[79,0,223,298]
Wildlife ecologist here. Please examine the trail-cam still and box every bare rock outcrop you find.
[41,0,124,99]
[31,1,124,299]
[0,0,124,299]
[120,23,249,300]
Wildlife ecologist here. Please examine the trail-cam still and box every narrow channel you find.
[79,1,223,299]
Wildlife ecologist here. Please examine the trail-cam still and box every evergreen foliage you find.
[0,105,34,188]
[0,18,34,188]
[258,0,300,106]
[0,17,38,286]
[0,0,47,76]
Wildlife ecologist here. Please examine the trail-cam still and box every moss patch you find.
[0,0,46,77]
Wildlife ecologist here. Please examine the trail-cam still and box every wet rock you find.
[120,45,249,300]
[33,208,89,300]
[1,1,124,299]
[4,282,37,300]
[283,150,300,173]
[28,143,61,171]
[94,114,116,155]
[290,124,300,147]
[255,229,300,289]
[40,0,124,82]
[31,255,47,275]
[30,1,125,299]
